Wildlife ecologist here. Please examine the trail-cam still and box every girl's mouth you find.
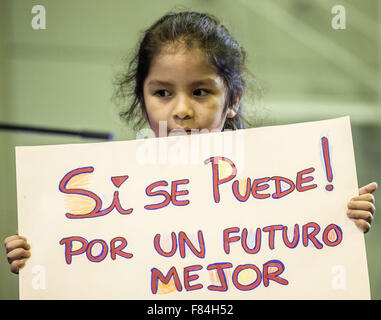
[168,128,199,136]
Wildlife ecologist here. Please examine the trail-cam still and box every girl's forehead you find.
[158,39,200,54]
[155,44,207,63]
[149,45,217,77]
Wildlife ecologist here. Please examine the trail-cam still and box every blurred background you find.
[0,0,380,299]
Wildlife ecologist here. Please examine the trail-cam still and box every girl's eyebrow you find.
[146,78,218,87]
[146,80,174,87]
[191,79,218,87]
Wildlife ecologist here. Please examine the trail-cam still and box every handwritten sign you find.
[16,117,370,299]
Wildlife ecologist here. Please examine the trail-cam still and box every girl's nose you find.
[172,95,194,121]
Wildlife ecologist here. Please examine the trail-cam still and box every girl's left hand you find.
[347,182,377,233]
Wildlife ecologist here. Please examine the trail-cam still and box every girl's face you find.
[143,46,238,136]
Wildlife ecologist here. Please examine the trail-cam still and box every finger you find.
[353,219,371,233]
[347,200,376,215]
[4,239,30,254]
[10,259,28,275]
[4,235,27,246]
[7,248,31,263]
[350,193,375,204]
[359,182,378,195]
[347,209,374,223]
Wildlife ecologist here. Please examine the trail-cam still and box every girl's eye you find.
[154,90,170,97]
[193,89,209,96]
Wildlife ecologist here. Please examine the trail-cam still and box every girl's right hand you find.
[3,233,31,274]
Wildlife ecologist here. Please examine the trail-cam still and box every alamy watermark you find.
[135,121,246,170]
[31,5,46,30]
[331,265,346,290]
[331,5,346,30]
[32,264,46,290]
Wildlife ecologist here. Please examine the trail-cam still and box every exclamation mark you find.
[321,137,334,191]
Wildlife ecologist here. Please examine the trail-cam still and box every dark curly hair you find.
[114,10,255,131]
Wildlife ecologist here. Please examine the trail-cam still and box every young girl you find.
[4,11,377,274]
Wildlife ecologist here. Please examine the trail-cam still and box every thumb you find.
[359,182,378,195]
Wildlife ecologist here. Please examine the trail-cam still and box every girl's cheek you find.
[147,108,171,129]
[199,109,226,131]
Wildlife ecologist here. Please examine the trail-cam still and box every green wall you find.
[1,0,380,299]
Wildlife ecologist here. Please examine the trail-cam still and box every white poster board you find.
[16,117,370,299]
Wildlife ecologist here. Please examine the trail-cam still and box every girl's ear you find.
[226,91,243,119]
